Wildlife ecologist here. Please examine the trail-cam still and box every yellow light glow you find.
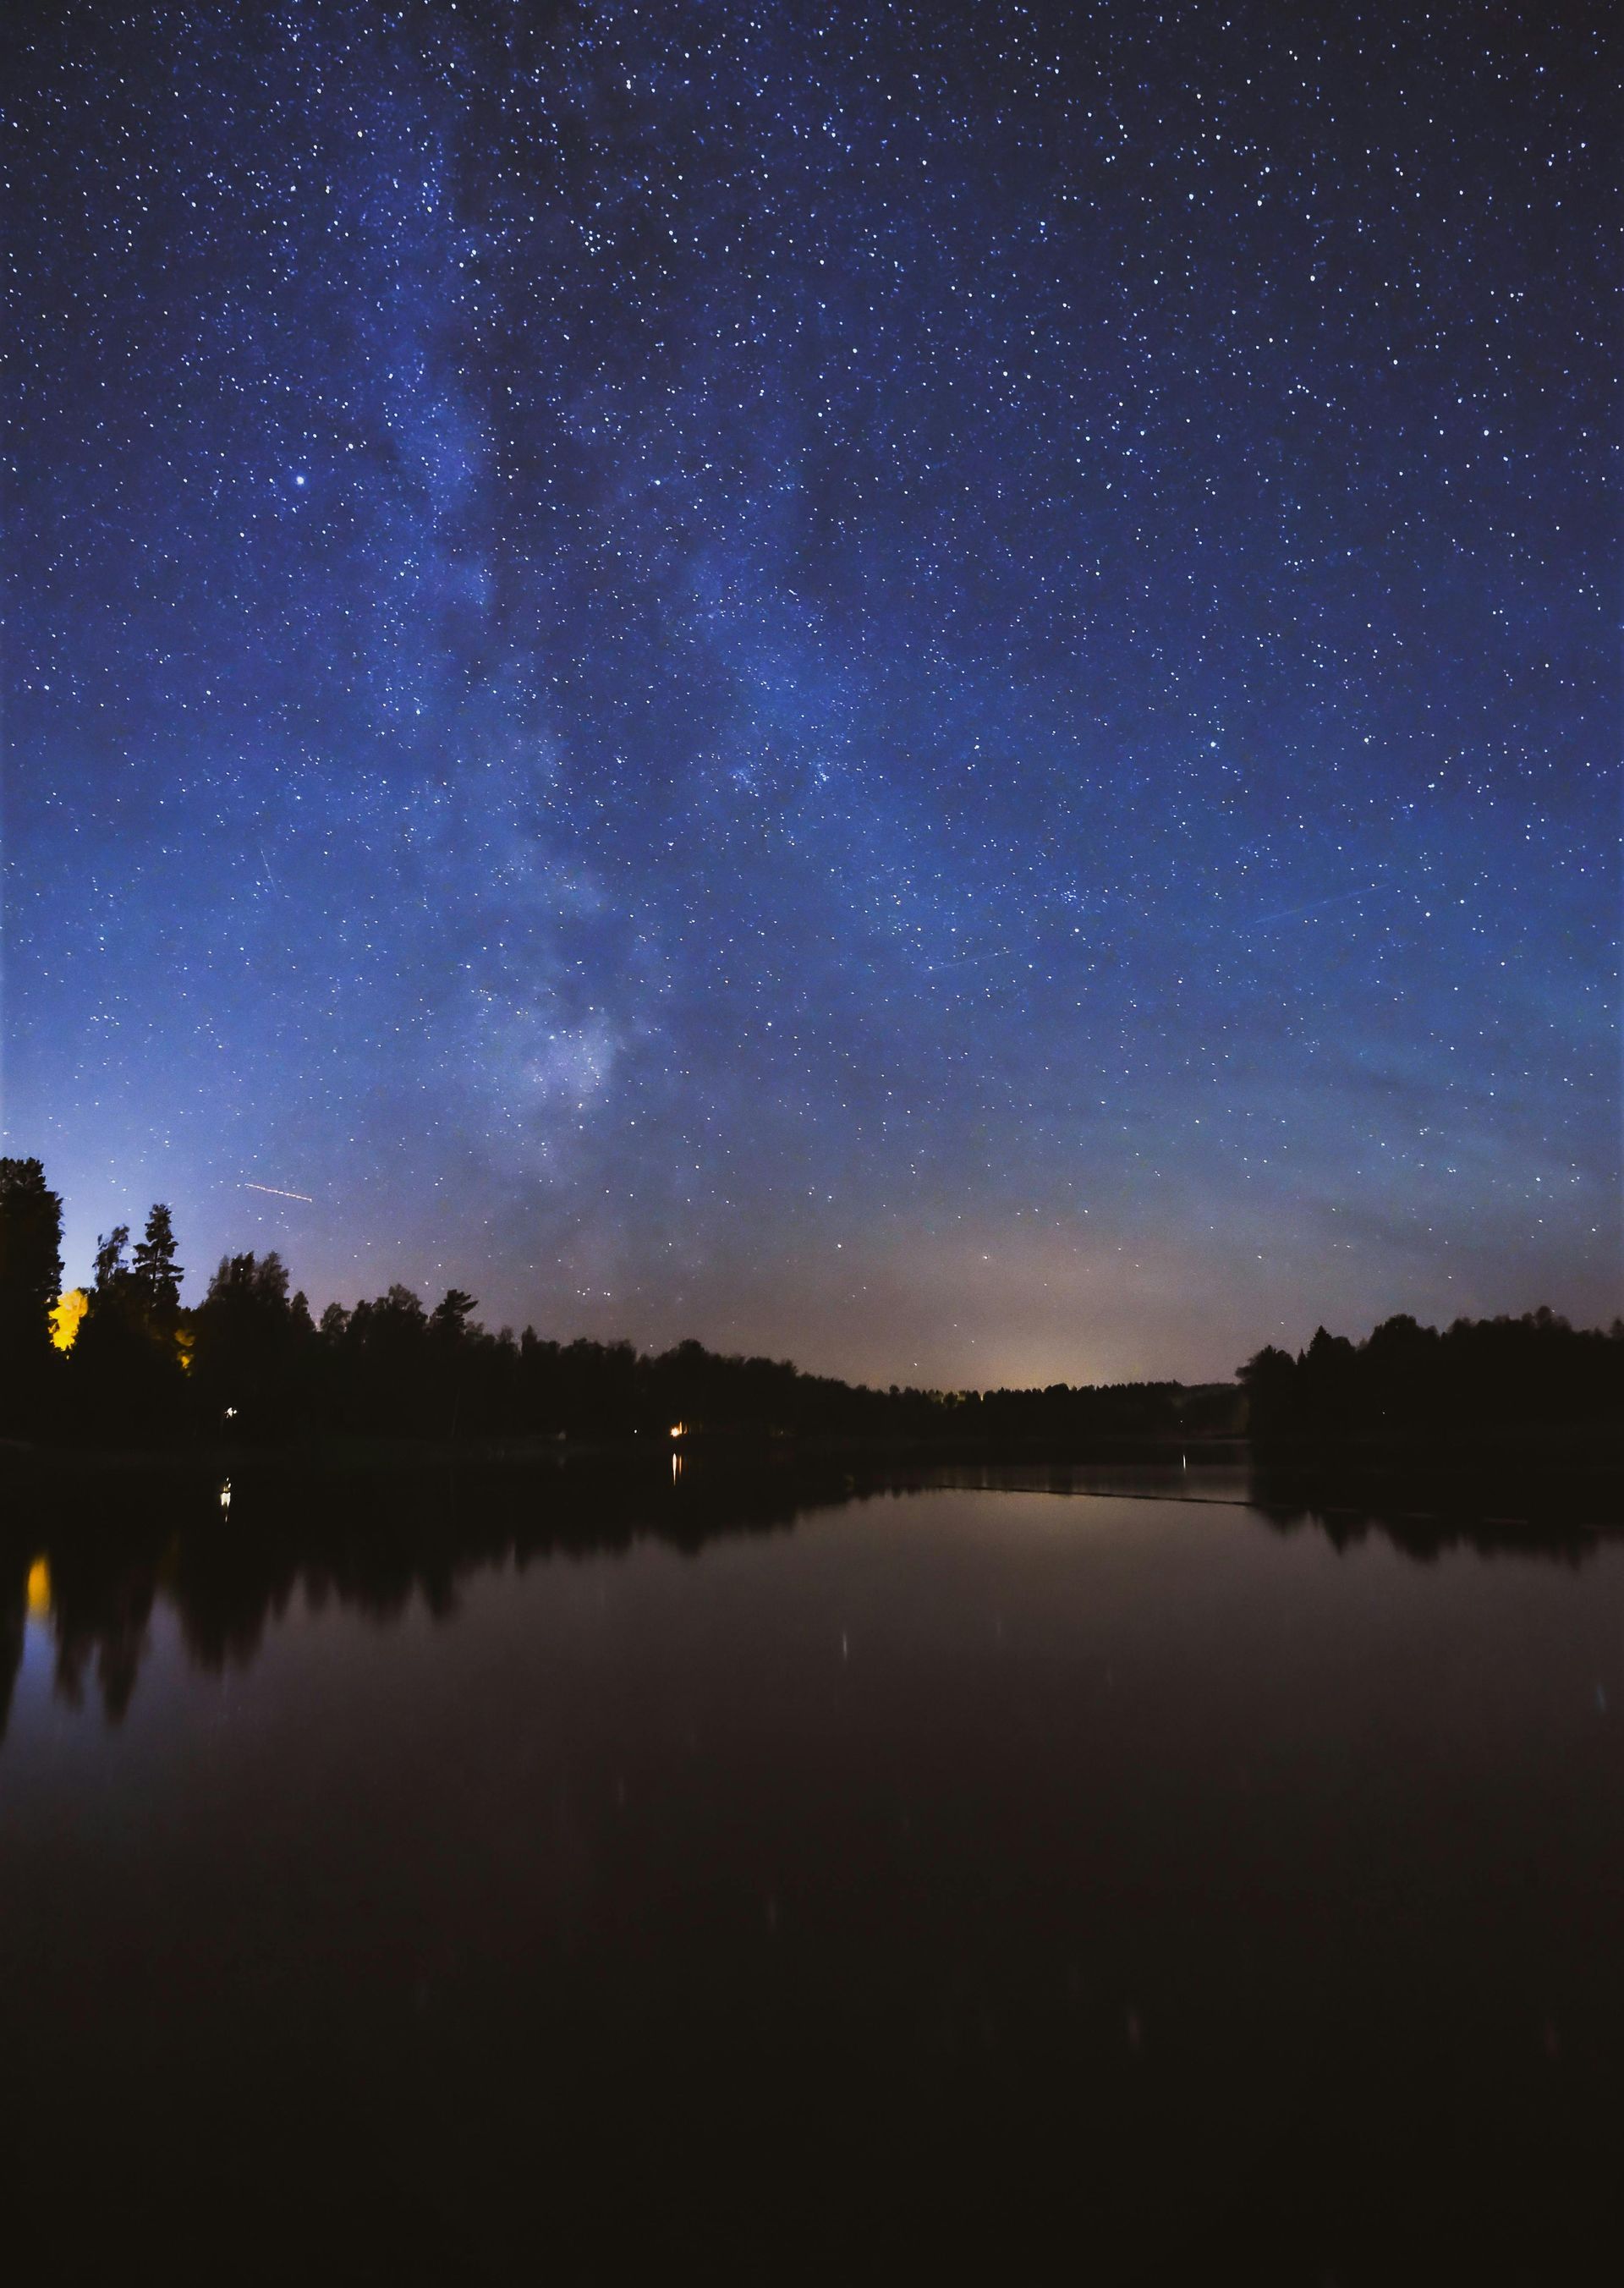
[50,1288,89,1353]
[26,1558,52,1619]
[669,1423,685,1439]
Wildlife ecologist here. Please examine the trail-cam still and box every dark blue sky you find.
[8,0,1616,1383]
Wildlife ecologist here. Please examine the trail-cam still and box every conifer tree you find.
[132,1204,184,1327]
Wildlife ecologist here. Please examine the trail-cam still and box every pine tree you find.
[132,1204,184,1327]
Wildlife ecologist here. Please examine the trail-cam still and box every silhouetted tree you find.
[425,1288,480,1437]
[91,1225,131,1293]
[1296,1325,1358,1435]
[1237,1345,1298,1437]
[338,1283,431,1435]
[0,1156,63,1436]
[71,1215,188,1443]
[72,1225,140,1434]
[190,1250,307,1437]
[1242,1308,1622,1443]
[431,1288,479,1337]
[131,1203,184,1329]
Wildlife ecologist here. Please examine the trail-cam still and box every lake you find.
[2,1461,1621,2282]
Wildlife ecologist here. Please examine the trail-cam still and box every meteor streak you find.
[1251,878,1391,928]
[242,1182,315,1204]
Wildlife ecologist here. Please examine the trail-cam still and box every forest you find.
[1,1158,1618,1451]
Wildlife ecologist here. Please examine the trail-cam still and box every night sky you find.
[8,1,1616,1386]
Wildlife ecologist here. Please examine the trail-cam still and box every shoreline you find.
[3,1425,1617,1529]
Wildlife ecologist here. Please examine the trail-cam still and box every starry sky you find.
[6,0,1616,1386]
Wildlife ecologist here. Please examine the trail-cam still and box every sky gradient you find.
[7,0,1617,1385]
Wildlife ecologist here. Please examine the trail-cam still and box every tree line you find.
[1237,1311,1621,1439]
[1,1158,1617,1450]
[0,1158,1203,1446]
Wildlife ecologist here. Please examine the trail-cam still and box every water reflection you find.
[3,1462,1622,2282]
[0,1453,1614,1738]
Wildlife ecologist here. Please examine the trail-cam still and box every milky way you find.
[8,1,1616,1383]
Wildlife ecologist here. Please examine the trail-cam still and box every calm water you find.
[3,1464,1621,2284]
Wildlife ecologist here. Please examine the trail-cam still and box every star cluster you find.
[7,0,1616,1383]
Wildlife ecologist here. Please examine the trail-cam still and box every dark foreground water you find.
[2,1463,1621,2285]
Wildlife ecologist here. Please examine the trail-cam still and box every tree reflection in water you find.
[0,1456,1612,1742]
